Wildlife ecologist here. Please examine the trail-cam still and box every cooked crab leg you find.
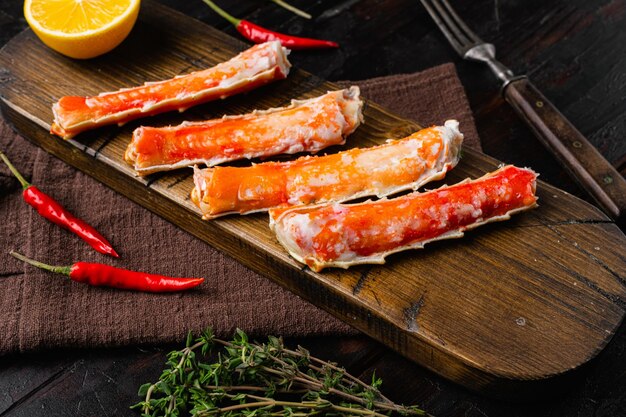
[269,165,538,271]
[125,87,363,175]
[191,120,463,219]
[51,41,291,139]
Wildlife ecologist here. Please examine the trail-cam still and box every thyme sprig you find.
[133,329,428,417]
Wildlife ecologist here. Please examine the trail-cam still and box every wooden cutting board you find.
[1,1,625,398]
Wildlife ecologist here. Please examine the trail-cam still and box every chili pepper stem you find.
[0,151,31,190]
[10,251,71,276]
[270,0,312,19]
[1,152,119,258]
[201,0,241,27]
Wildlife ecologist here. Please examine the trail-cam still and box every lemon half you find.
[24,0,141,59]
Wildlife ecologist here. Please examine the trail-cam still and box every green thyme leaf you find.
[132,328,428,417]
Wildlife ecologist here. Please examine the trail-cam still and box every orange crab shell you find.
[269,165,538,271]
[50,41,291,139]
[191,120,463,219]
[125,87,363,175]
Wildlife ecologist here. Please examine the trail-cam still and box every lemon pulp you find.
[24,0,141,59]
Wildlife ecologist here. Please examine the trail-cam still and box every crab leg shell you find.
[191,120,463,219]
[51,41,291,139]
[269,165,538,272]
[125,87,363,175]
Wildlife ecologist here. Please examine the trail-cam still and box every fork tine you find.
[439,0,483,44]
[430,0,473,47]
[420,0,464,55]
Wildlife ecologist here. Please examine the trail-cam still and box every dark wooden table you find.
[1,0,625,415]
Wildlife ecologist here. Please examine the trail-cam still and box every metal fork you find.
[421,0,626,224]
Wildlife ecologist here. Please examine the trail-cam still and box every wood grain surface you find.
[1,0,625,399]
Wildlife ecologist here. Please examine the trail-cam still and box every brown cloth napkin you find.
[0,63,480,355]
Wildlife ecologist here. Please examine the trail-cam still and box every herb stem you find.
[204,385,308,394]
[260,363,394,413]
[197,398,390,417]
[133,329,427,417]
[283,346,393,405]
[213,400,275,414]
[232,344,419,414]
[303,357,393,404]
[167,394,176,414]
[143,384,156,414]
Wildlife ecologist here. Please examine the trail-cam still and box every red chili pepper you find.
[0,151,118,258]
[202,0,339,50]
[10,251,204,292]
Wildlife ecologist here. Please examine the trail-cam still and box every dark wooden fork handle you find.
[503,77,626,223]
